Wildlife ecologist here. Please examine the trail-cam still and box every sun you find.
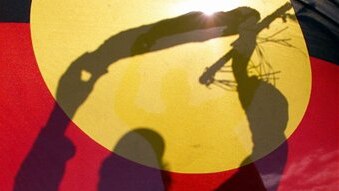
[172,0,246,15]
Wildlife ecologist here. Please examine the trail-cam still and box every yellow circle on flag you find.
[31,0,311,173]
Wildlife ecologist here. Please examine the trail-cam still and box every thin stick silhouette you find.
[199,3,292,87]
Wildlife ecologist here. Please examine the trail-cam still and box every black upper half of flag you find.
[0,0,31,23]
[291,0,339,64]
[0,0,338,64]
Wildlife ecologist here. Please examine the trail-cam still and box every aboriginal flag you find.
[0,0,338,191]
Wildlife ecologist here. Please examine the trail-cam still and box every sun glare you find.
[173,0,246,16]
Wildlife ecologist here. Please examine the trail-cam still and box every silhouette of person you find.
[15,4,291,190]
[198,3,291,191]
[98,128,169,191]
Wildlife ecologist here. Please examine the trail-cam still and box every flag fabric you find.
[0,0,338,190]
